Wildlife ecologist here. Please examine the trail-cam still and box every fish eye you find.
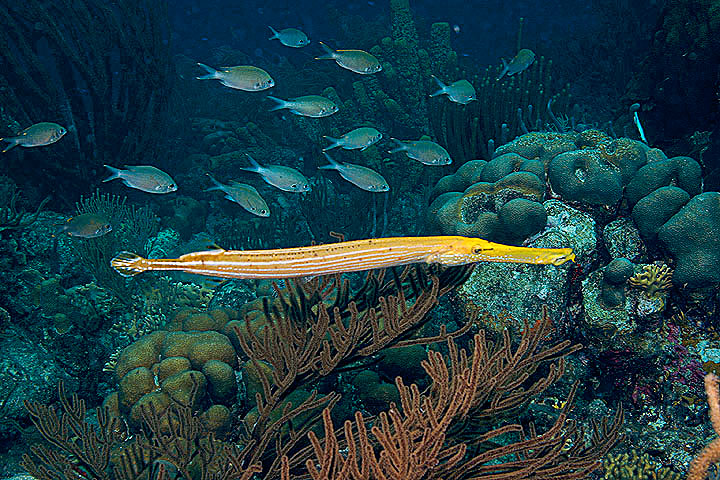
[303,184,309,190]
[472,245,486,254]
[260,209,267,215]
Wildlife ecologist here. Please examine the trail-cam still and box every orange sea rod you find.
[110,235,575,279]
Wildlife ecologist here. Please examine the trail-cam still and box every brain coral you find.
[657,192,720,287]
[427,167,547,244]
[109,308,246,433]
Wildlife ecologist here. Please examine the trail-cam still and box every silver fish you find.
[318,152,389,192]
[323,127,382,151]
[316,42,382,74]
[268,26,309,48]
[241,155,311,193]
[267,95,338,117]
[103,165,177,194]
[388,139,452,166]
[196,63,274,91]
[429,76,476,104]
[206,174,270,217]
[60,213,112,238]
[497,49,536,80]
[1,122,67,153]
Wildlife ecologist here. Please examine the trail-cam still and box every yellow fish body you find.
[196,63,274,91]
[316,42,382,74]
[1,122,66,153]
[111,235,575,279]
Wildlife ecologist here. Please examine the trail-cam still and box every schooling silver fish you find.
[1,122,67,152]
[388,139,452,166]
[103,165,177,194]
[429,76,476,104]
[206,173,270,217]
[497,49,535,80]
[323,127,382,151]
[268,26,309,47]
[241,155,311,193]
[196,63,274,91]
[315,42,382,74]
[267,95,338,117]
[318,152,389,192]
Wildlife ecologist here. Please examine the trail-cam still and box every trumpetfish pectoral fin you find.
[111,251,148,277]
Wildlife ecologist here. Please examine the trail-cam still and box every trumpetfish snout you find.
[110,236,575,280]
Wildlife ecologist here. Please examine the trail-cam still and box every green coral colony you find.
[1,0,719,479]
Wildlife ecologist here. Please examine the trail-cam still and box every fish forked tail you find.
[266,95,288,111]
[204,173,225,192]
[429,75,447,97]
[322,135,342,151]
[1,137,18,153]
[318,152,340,170]
[111,251,148,277]
[315,42,337,60]
[387,138,407,154]
[239,154,263,173]
[268,26,280,40]
[102,164,122,182]
[496,59,509,81]
[196,63,219,80]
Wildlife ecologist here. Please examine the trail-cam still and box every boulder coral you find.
[109,307,246,433]
[426,155,547,244]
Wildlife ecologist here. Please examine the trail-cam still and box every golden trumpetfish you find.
[110,236,575,279]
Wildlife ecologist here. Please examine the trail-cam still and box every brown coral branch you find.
[688,373,720,480]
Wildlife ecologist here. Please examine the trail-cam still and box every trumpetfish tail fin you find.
[111,251,148,277]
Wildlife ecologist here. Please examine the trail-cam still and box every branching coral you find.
[281,308,624,480]
[21,267,623,480]
[628,263,673,298]
[688,373,720,480]
[0,188,49,232]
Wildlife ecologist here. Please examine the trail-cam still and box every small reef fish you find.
[268,26,309,47]
[429,76,476,105]
[241,155,311,193]
[267,95,338,117]
[206,173,270,217]
[315,42,382,74]
[103,165,177,194]
[1,122,67,153]
[323,127,382,151]
[196,63,274,91]
[60,213,112,238]
[497,49,536,80]
[319,152,389,192]
[110,235,576,279]
[389,139,452,166]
